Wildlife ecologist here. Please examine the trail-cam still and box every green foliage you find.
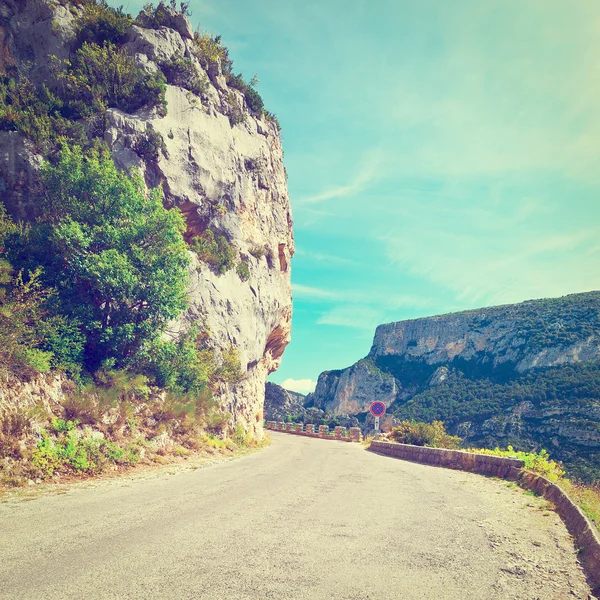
[76,0,133,47]
[467,445,565,481]
[191,229,236,275]
[0,259,53,377]
[0,207,84,376]
[139,326,214,394]
[28,145,190,370]
[133,128,167,161]
[243,85,264,114]
[0,76,86,153]
[390,420,462,449]
[160,56,209,96]
[233,423,252,447]
[137,1,191,29]
[213,345,243,384]
[38,315,85,375]
[56,42,167,119]
[192,32,231,72]
[236,259,250,282]
[225,91,244,126]
[31,423,140,478]
[263,111,281,132]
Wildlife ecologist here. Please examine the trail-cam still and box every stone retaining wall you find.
[369,440,524,479]
[265,421,361,442]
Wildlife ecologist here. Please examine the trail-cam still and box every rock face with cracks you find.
[0,1,293,437]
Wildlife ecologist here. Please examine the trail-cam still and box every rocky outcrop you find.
[370,292,600,372]
[0,1,293,437]
[307,359,397,416]
[264,382,306,422]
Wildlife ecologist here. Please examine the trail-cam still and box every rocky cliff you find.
[0,0,293,436]
[264,382,306,422]
[309,292,600,480]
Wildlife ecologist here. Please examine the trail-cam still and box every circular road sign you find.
[369,401,386,417]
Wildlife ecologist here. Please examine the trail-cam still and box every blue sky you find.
[121,0,600,394]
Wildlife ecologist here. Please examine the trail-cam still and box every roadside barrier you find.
[369,440,523,479]
[369,440,600,590]
[265,421,362,443]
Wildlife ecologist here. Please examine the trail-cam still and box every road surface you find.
[0,432,593,599]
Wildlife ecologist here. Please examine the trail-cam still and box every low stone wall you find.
[369,440,600,589]
[369,440,524,479]
[265,421,361,442]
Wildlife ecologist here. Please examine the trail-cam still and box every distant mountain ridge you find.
[307,291,600,481]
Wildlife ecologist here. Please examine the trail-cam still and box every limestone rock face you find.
[307,360,397,416]
[311,291,600,416]
[0,1,293,437]
[370,294,600,373]
[264,382,306,422]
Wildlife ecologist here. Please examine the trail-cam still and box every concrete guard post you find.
[334,426,345,439]
[286,422,294,432]
[305,424,314,434]
[349,427,361,442]
[318,425,329,438]
[295,423,303,433]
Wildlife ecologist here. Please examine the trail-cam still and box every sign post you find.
[369,401,386,437]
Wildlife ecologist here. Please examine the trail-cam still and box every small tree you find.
[36,145,190,369]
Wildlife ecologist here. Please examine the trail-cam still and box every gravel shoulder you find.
[0,432,594,599]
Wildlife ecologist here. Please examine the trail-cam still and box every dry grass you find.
[560,479,600,530]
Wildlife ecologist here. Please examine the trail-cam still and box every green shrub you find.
[192,32,231,72]
[140,327,214,394]
[236,259,250,282]
[191,229,236,275]
[133,128,167,161]
[224,91,244,126]
[243,85,264,114]
[390,420,462,449]
[263,111,281,132]
[160,56,209,96]
[468,446,566,482]
[57,42,167,118]
[32,433,61,476]
[214,345,243,384]
[31,425,140,478]
[136,1,191,30]
[0,259,53,377]
[76,0,133,47]
[0,77,80,153]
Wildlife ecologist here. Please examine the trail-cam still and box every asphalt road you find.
[0,433,593,600]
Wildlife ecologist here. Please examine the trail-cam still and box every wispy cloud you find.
[292,284,341,300]
[317,306,383,331]
[296,149,383,204]
[294,249,361,266]
[281,378,316,394]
